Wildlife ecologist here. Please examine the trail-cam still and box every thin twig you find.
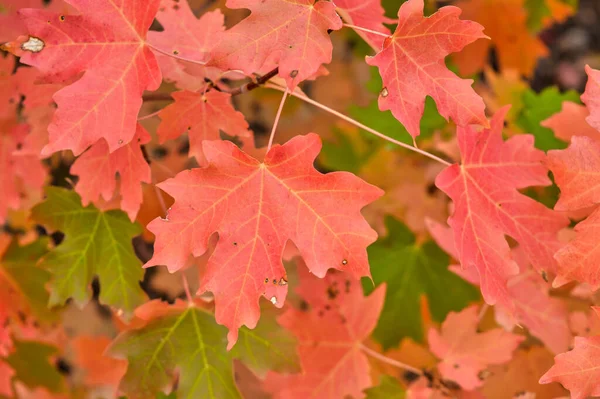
[267,87,290,151]
[146,42,208,66]
[142,68,281,103]
[265,83,452,166]
[360,344,423,375]
[227,67,280,96]
[343,23,390,38]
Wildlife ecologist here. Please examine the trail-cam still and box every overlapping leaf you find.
[427,219,571,354]
[0,236,54,322]
[366,217,479,347]
[0,120,46,223]
[435,107,569,309]
[583,65,600,130]
[157,91,250,165]
[540,308,600,399]
[428,305,524,390]
[264,266,386,399]
[109,299,299,399]
[145,134,383,346]
[453,0,548,77]
[208,0,342,88]
[71,124,151,221]
[335,0,392,49]
[5,0,162,155]
[542,102,600,143]
[147,0,225,91]
[366,0,488,138]
[31,187,146,315]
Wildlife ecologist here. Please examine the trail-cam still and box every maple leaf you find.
[335,0,392,49]
[547,136,600,212]
[157,91,250,165]
[363,376,405,398]
[428,305,524,390]
[365,0,488,138]
[552,207,600,289]
[145,133,383,346]
[3,340,65,394]
[582,65,600,130]
[367,217,479,348]
[109,299,300,398]
[516,87,581,150]
[427,219,571,355]
[207,0,342,88]
[435,107,568,308]
[540,308,600,399]
[71,124,151,221]
[147,0,225,91]
[31,187,146,316]
[542,102,600,143]
[482,347,568,398]
[6,0,162,156]
[0,120,47,223]
[453,0,548,77]
[264,266,386,399]
[0,236,55,323]
[72,335,127,387]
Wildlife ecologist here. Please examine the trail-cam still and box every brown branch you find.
[227,67,279,96]
[142,67,280,103]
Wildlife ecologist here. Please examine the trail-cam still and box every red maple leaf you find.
[157,90,251,165]
[540,307,600,399]
[207,0,342,89]
[264,265,386,399]
[582,65,600,131]
[147,0,225,91]
[427,219,571,355]
[335,0,392,49]
[145,134,383,346]
[546,136,600,212]
[366,0,488,138]
[435,107,568,309]
[0,120,46,223]
[70,125,151,221]
[428,305,524,390]
[6,0,162,156]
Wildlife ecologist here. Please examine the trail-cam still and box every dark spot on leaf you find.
[341,259,348,266]
[173,50,179,55]
[290,69,299,78]
[299,300,309,311]
[326,286,339,300]
[59,15,65,21]
[264,278,269,283]
[233,242,237,246]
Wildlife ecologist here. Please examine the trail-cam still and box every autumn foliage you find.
[2,0,600,398]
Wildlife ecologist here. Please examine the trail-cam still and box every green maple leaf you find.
[0,238,56,322]
[31,187,146,316]
[364,376,405,399]
[3,340,64,394]
[364,217,479,348]
[516,87,580,151]
[109,303,300,398]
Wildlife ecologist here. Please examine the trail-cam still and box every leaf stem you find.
[359,344,422,375]
[265,83,452,166]
[182,273,194,303]
[146,42,208,66]
[137,109,162,121]
[267,87,290,151]
[343,23,390,38]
